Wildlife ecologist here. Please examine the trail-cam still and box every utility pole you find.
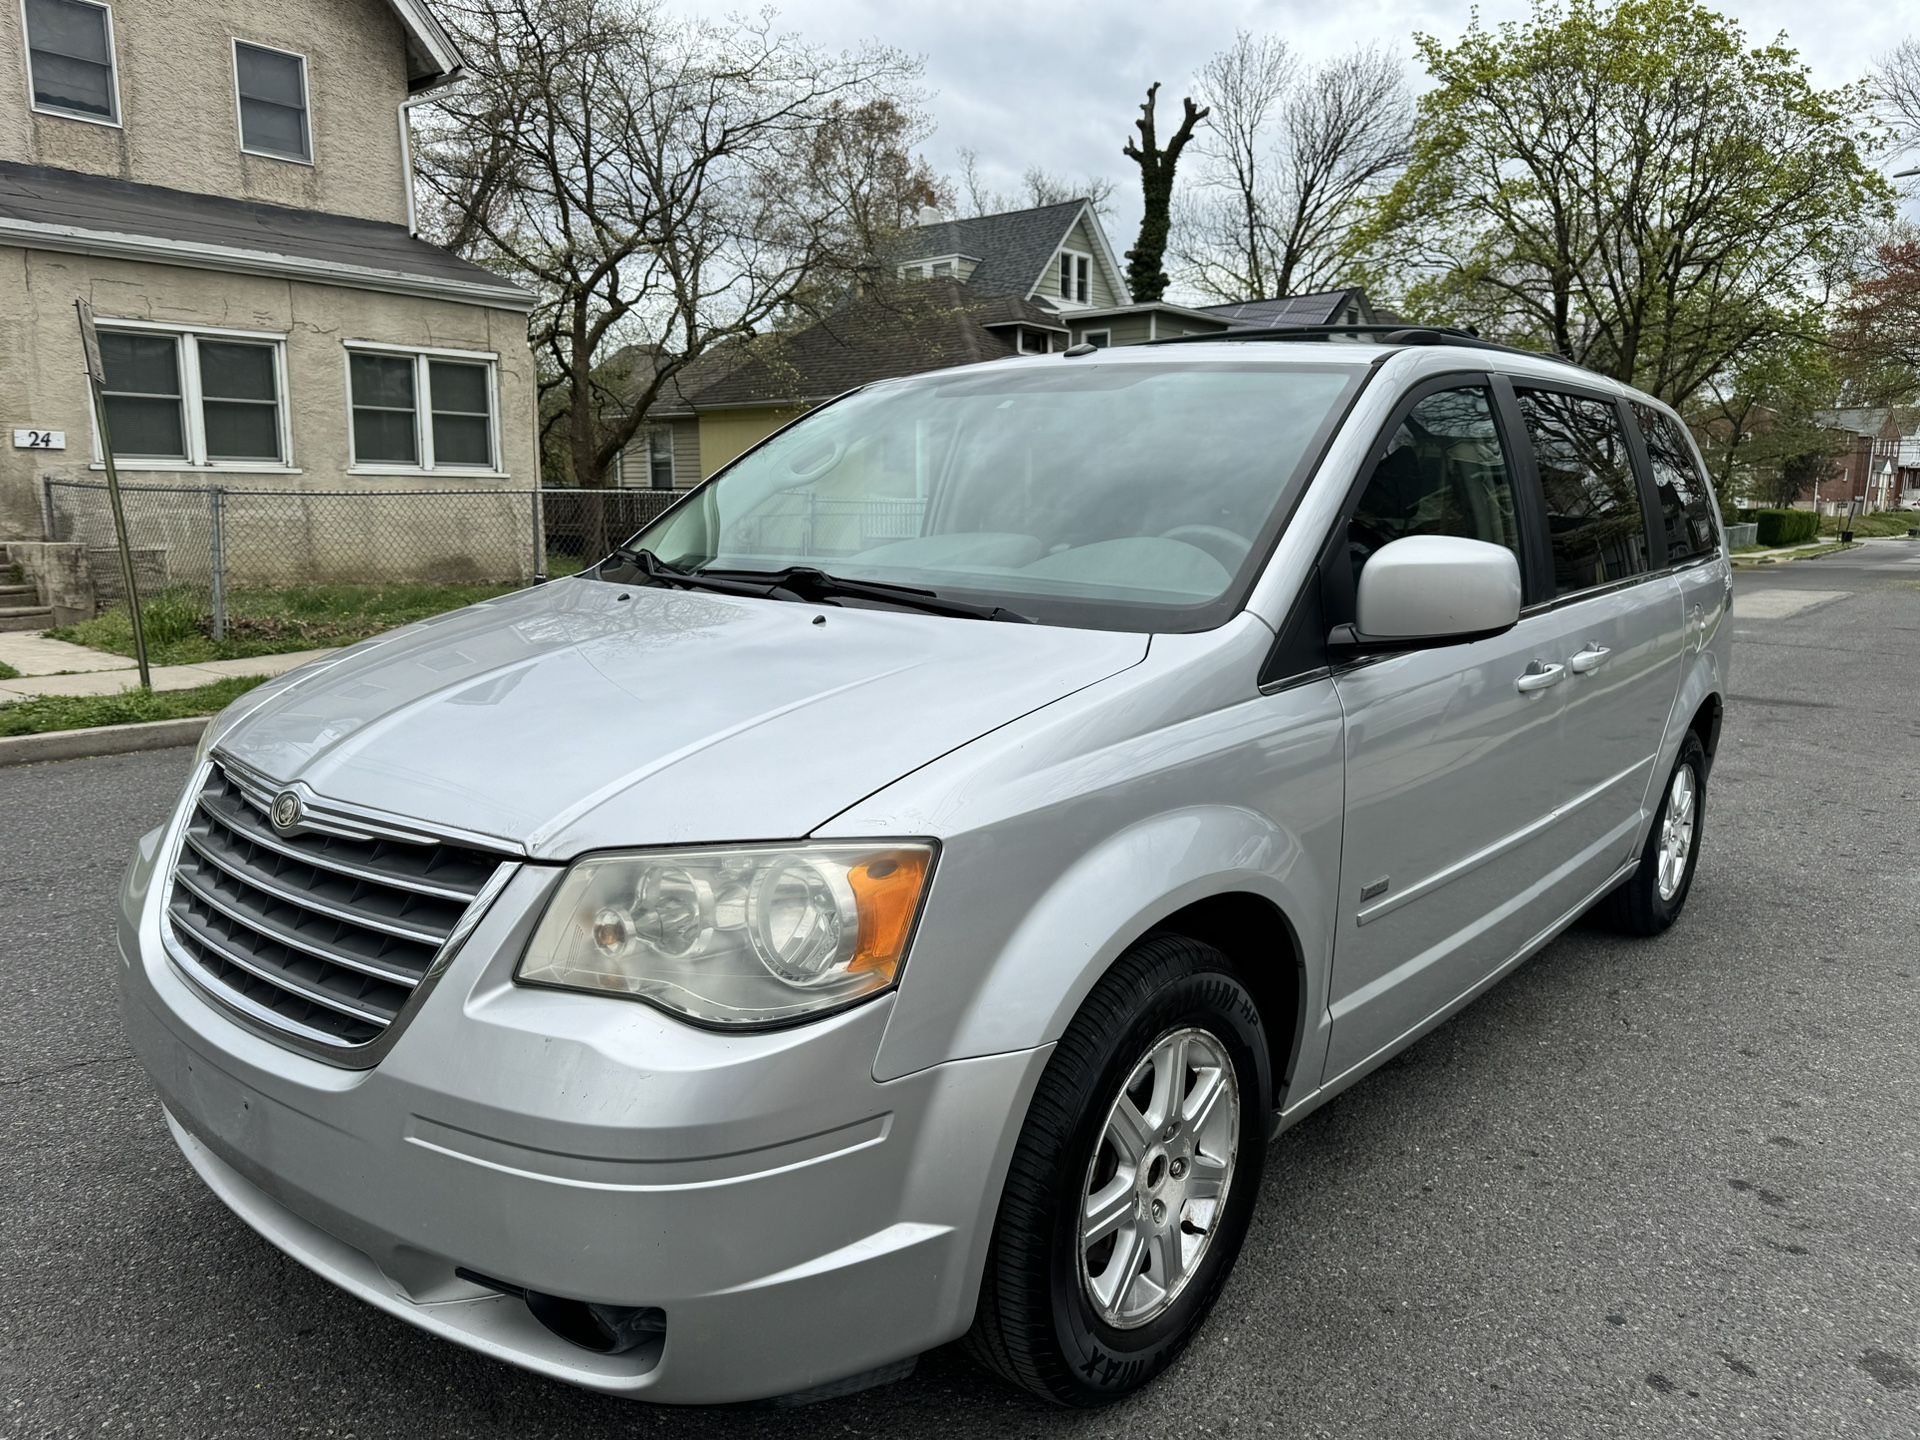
[75,299,151,690]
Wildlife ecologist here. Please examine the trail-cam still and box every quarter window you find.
[348,349,498,471]
[98,329,286,465]
[1515,389,1652,595]
[234,42,312,162]
[1349,386,1523,592]
[1634,404,1719,562]
[24,0,119,123]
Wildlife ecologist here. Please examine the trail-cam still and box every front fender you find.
[875,804,1335,1091]
[842,635,1347,1090]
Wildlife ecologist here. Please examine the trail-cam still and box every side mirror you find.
[1330,535,1522,655]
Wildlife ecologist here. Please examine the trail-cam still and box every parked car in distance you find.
[117,328,1731,1407]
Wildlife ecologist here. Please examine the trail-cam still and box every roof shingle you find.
[0,161,530,305]
[686,280,1062,408]
[895,200,1087,299]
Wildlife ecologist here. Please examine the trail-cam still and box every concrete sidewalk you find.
[0,632,335,702]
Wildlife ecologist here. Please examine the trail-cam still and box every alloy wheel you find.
[1079,1026,1240,1329]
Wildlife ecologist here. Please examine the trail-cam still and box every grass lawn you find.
[1819,511,1920,539]
[0,675,267,737]
[0,661,19,681]
[49,582,518,667]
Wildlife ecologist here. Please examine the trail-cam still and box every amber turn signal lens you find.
[846,849,931,976]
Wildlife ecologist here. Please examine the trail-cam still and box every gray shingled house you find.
[622,199,1378,485]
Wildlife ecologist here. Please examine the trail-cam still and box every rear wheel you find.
[966,936,1270,1406]
[1600,732,1708,935]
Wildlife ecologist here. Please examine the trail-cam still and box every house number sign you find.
[13,429,66,450]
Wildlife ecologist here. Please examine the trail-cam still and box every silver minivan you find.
[117,331,1730,1407]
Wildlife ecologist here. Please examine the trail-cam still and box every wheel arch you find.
[1144,892,1308,1110]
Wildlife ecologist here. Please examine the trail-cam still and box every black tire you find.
[1599,732,1708,935]
[966,935,1271,1406]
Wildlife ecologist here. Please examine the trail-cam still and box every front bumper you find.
[116,813,1049,1404]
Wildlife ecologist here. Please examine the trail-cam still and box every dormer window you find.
[24,0,120,125]
[900,255,969,281]
[234,41,312,164]
[1058,251,1091,305]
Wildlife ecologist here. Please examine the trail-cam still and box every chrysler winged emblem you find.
[271,790,303,833]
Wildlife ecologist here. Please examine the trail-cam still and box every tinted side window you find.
[1515,389,1651,595]
[1348,386,1523,592]
[1634,403,1718,561]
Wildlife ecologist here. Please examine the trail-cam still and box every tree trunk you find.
[1123,84,1208,303]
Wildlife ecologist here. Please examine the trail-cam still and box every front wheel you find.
[966,936,1271,1406]
[1600,731,1708,935]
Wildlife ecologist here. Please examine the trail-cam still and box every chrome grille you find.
[164,761,511,1051]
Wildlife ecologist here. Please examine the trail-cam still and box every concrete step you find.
[0,606,53,633]
[0,584,39,603]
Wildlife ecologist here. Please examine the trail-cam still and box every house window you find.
[347,346,498,472]
[1058,251,1091,304]
[1018,329,1053,355]
[1081,329,1112,349]
[647,427,674,489]
[234,41,312,163]
[23,0,120,124]
[97,327,287,465]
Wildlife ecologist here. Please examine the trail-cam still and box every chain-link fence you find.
[39,479,688,638]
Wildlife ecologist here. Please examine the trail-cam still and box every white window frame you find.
[21,0,123,128]
[898,254,969,281]
[1080,328,1112,349]
[1017,329,1054,355]
[86,318,295,472]
[344,341,504,477]
[1057,249,1092,306]
[231,37,314,166]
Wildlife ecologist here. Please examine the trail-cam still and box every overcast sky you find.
[692,0,1918,245]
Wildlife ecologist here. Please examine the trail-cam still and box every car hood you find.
[215,579,1147,859]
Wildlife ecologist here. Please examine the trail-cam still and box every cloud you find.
[674,0,1915,249]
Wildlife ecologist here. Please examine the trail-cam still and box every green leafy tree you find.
[1688,337,1844,508]
[1366,0,1892,404]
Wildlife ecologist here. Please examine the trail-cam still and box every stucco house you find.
[618,198,1378,487]
[0,0,536,614]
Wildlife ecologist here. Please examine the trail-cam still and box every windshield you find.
[629,359,1366,631]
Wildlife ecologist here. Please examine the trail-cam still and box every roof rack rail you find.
[1147,322,1578,368]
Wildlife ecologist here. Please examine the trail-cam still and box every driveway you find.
[4,543,1919,1438]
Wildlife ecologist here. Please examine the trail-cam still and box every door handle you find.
[1516,661,1565,693]
[1569,644,1611,674]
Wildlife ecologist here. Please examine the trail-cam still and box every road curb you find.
[0,716,206,768]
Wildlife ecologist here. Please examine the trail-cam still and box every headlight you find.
[517,843,935,1027]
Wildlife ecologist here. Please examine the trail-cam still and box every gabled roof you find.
[898,200,1129,306]
[1200,289,1374,329]
[384,0,465,89]
[685,280,1062,409]
[0,162,532,310]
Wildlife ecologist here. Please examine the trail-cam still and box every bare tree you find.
[1175,39,1412,303]
[1878,38,1920,149]
[950,148,1116,217]
[1123,83,1209,302]
[414,0,929,487]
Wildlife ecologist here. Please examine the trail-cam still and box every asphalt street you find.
[4,542,1920,1439]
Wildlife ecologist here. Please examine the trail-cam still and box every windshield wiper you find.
[700,565,1034,623]
[602,546,773,599]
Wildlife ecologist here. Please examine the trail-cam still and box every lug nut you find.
[1170,1158,1187,1180]
[1150,1199,1166,1224]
